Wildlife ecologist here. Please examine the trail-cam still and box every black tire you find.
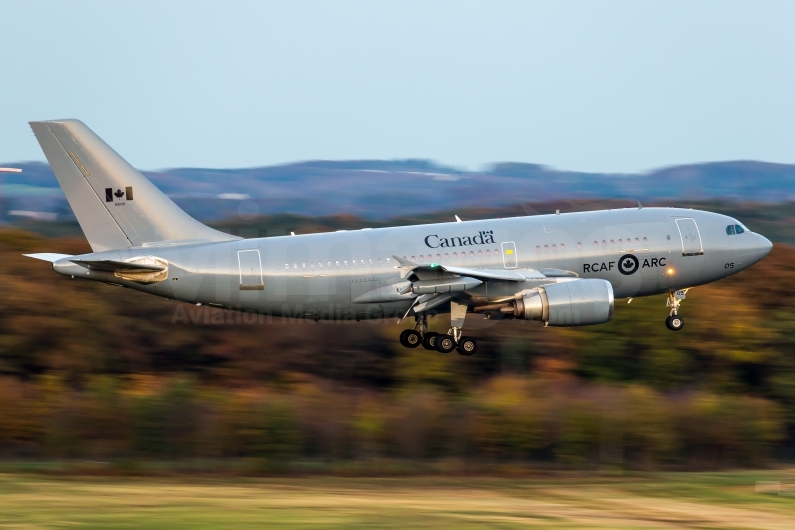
[665,316,673,330]
[422,332,439,350]
[436,334,456,354]
[403,330,422,348]
[399,329,411,347]
[457,336,478,356]
[668,314,684,331]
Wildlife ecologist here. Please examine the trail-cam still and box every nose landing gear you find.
[665,290,687,331]
[666,314,684,331]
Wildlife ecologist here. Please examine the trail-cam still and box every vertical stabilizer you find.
[29,119,239,252]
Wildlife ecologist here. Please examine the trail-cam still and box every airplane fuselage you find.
[53,207,773,320]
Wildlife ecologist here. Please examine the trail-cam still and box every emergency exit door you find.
[238,249,264,290]
[501,241,518,269]
[675,218,704,256]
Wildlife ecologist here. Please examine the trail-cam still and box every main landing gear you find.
[665,290,687,331]
[399,303,478,356]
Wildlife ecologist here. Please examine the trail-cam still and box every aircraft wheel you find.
[457,336,478,356]
[666,315,684,332]
[436,334,456,354]
[422,332,439,350]
[401,329,422,348]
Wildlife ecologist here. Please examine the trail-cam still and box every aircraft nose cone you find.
[746,233,773,265]
[758,234,773,256]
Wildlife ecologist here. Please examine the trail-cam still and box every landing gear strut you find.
[441,301,478,355]
[397,302,478,355]
[399,313,426,348]
[665,290,687,331]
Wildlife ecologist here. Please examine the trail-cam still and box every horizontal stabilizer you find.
[70,259,166,273]
[23,253,74,263]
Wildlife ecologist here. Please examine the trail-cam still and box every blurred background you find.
[2,0,795,526]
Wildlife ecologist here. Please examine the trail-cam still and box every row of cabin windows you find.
[410,249,500,262]
[285,257,394,270]
[726,224,745,235]
[284,249,505,270]
[284,236,654,269]
[536,237,648,252]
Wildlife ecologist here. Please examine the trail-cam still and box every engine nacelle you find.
[511,279,614,326]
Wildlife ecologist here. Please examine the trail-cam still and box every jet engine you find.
[508,279,614,326]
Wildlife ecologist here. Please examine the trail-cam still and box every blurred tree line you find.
[2,209,795,468]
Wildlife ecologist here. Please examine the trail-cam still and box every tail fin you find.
[29,119,239,252]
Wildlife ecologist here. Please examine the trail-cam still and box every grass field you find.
[0,471,794,529]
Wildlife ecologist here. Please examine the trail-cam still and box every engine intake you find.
[510,279,614,326]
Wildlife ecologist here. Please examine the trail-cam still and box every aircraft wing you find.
[391,255,564,282]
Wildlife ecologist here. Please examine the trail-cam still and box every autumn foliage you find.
[1,223,794,469]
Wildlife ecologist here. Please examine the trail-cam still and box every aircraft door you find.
[675,218,704,256]
[238,249,264,290]
[501,241,518,269]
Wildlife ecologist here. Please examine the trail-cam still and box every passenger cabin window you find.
[726,225,736,235]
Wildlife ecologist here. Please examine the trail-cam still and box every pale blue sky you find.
[1,1,794,172]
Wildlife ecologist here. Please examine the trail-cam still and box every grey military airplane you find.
[25,119,773,355]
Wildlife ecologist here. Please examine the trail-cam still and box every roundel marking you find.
[618,254,639,276]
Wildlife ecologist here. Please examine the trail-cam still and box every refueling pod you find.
[509,279,614,326]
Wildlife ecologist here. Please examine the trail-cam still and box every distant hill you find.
[2,159,795,222]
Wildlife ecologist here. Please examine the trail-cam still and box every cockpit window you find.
[726,225,735,235]
[735,224,745,234]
